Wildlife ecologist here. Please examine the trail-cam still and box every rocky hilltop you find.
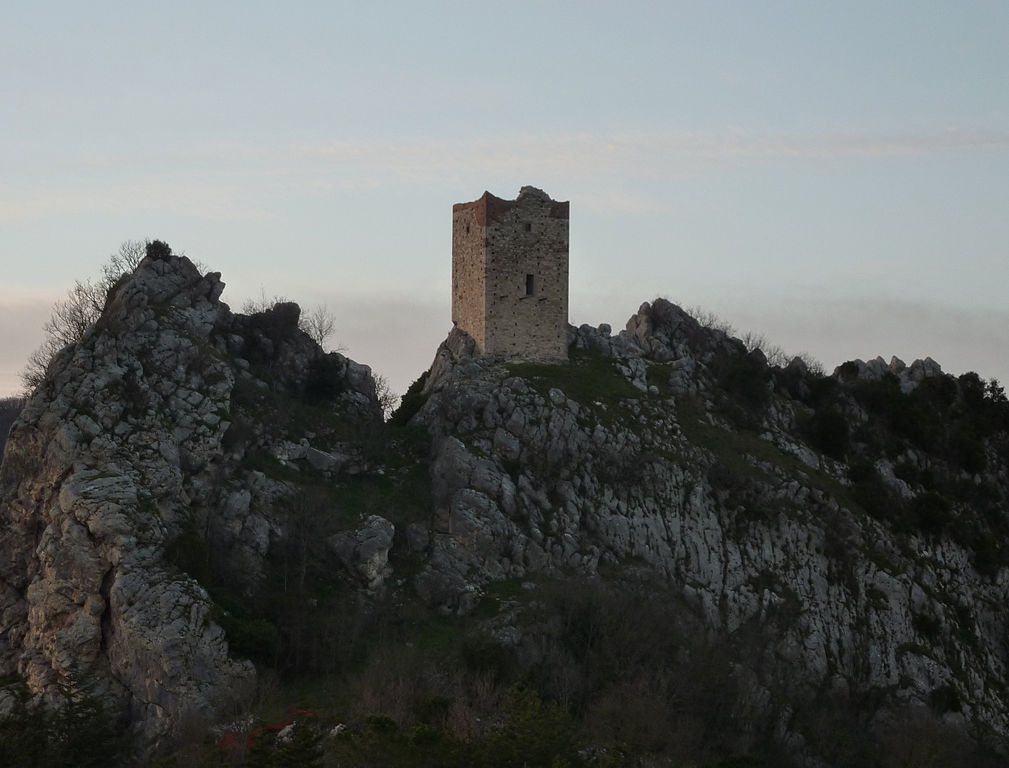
[413,304,1009,762]
[2,252,1009,766]
[0,249,382,755]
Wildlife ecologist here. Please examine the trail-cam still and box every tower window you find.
[524,222,532,232]
[525,274,535,296]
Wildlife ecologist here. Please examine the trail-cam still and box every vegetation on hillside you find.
[143,576,1005,767]
[152,348,1009,767]
[0,675,127,767]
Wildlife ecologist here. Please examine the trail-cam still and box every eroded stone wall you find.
[452,186,569,361]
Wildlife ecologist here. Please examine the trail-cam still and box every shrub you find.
[848,461,896,522]
[216,613,280,667]
[949,425,986,474]
[145,239,172,260]
[958,372,987,410]
[911,612,942,642]
[853,374,933,446]
[365,714,399,735]
[303,355,345,403]
[967,533,1005,578]
[389,370,430,425]
[719,353,770,411]
[461,635,515,682]
[416,695,452,727]
[910,492,953,536]
[928,683,962,714]
[912,374,957,410]
[479,688,578,768]
[808,408,850,459]
[892,459,919,486]
[805,374,840,406]
[164,521,212,584]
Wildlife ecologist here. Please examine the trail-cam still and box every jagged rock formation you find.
[0,250,383,754]
[412,299,1009,760]
[3,251,1009,765]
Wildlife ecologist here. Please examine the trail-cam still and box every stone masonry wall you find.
[452,186,569,361]
[452,203,487,351]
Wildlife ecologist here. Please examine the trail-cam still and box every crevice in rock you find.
[99,566,115,653]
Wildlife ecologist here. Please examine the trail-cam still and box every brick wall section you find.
[452,186,569,361]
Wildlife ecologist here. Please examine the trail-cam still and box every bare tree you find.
[100,240,147,289]
[20,279,107,394]
[686,305,736,336]
[794,351,826,377]
[373,374,398,420]
[19,345,56,395]
[242,290,344,352]
[741,331,790,368]
[19,240,164,395]
[742,329,826,374]
[240,289,290,316]
[301,304,337,350]
[50,280,107,346]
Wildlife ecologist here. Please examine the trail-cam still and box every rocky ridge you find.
[411,299,1009,760]
[2,253,1009,764]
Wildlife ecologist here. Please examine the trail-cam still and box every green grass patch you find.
[483,576,530,599]
[330,463,431,530]
[506,349,641,406]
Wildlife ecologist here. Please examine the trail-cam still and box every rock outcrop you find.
[0,250,383,754]
[4,251,1009,765]
[411,299,1009,759]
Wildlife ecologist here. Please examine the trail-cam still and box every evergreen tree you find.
[0,675,127,768]
[48,673,127,768]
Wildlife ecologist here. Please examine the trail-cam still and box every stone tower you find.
[452,186,569,361]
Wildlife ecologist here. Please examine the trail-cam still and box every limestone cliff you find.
[0,250,382,754]
[411,300,1009,761]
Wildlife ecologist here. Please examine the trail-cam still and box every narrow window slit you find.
[525,274,535,296]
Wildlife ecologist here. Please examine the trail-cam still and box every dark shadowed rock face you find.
[0,253,382,755]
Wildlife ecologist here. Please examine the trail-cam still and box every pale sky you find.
[2,1,1007,399]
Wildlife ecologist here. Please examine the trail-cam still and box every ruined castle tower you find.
[452,186,569,361]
